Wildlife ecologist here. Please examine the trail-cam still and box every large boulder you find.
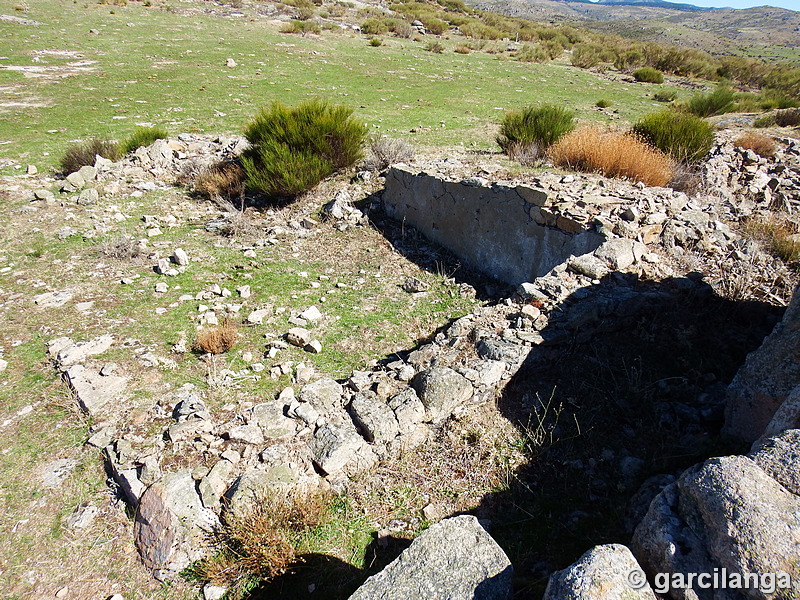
[544,544,657,600]
[724,281,800,442]
[411,367,474,424]
[134,470,218,580]
[632,455,800,600]
[348,515,512,600]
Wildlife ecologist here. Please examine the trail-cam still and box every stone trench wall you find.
[383,166,606,286]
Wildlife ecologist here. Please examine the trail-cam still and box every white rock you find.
[299,305,323,322]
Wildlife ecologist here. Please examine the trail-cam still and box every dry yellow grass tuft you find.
[741,212,800,265]
[194,490,331,594]
[195,321,238,354]
[548,125,674,188]
[735,132,777,159]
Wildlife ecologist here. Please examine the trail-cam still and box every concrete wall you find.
[383,166,605,286]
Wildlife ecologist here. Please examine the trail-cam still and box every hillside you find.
[467,0,800,60]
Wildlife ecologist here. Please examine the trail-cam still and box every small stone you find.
[172,248,189,266]
[154,282,168,293]
[203,585,227,600]
[402,277,428,293]
[287,327,313,347]
[147,227,163,237]
[155,258,170,274]
[237,285,251,298]
[520,304,541,320]
[246,308,271,324]
[0,359,7,372]
[299,305,323,322]
[64,504,99,529]
[305,340,322,354]
[26,164,37,175]
[65,172,85,189]
[226,58,237,68]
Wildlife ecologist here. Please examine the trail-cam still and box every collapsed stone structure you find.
[38,129,800,598]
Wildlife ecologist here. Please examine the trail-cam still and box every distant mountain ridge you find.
[560,0,712,12]
[466,0,800,60]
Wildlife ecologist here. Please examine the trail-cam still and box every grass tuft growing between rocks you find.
[188,489,343,599]
[742,213,800,268]
[59,138,122,174]
[121,125,168,155]
[734,132,777,159]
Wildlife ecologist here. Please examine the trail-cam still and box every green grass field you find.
[0,0,673,174]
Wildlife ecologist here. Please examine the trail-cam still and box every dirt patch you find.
[0,84,49,113]
[0,61,96,80]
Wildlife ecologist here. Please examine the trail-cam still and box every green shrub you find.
[425,41,444,53]
[280,19,321,34]
[121,125,168,154]
[685,85,736,117]
[368,36,382,46]
[596,99,612,108]
[497,104,575,158]
[571,44,601,69]
[632,109,714,164]
[516,43,550,64]
[423,17,448,35]
[60,138,122,174]
[360,16,388,35]
[774,108,800,127]
[653,89,678,103]
[241,100,367,200]
[633,67,664,84]
[753,114,776,128]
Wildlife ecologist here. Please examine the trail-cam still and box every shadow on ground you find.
[248,536,412,599]
[476,273,783,598]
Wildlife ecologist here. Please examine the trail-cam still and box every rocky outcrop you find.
[348,515,512,600]
[544,544,657,600]
[632,450,800,600]
[724,281,800,442]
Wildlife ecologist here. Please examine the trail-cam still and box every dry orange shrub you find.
[734,132,777,159]
[548,125,674,188]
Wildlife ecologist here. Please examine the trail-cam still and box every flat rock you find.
[299,378,343,412]
[224,424,264,445]
[33,289,74,308]
[64,364,128,416]
[56,334,114,367]
[348,515,512,600]
[287,327,313,347]
[41,458,77,489]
